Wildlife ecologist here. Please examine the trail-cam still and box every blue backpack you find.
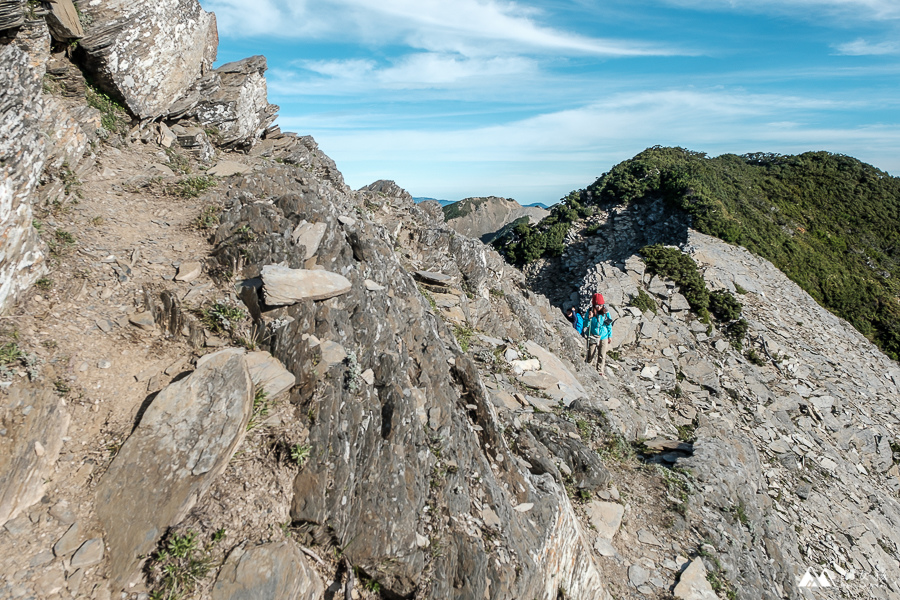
[573,312,585,334]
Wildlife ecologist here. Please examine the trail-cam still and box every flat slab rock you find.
[0,386,70,528]
[414,270,453,285]
[261,264,352,306]
[585,500,624,540]
[673,559,718,599]
[207,160,253,177]
[196,348,295,399]
[211,541,324,600]
[95,350,253,588]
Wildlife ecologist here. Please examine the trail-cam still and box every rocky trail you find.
[2,2,900,600]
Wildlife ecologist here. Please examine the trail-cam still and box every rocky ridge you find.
[1,2,899,600]
[442,196,549,243]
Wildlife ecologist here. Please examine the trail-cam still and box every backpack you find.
[573,312,585,334]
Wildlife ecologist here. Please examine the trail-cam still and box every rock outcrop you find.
[0,43,48,312]
[171,55,278,149]
[95,350,253,587]
[77,0,217,118]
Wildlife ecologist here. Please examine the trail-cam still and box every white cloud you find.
[662,0,900,20]
[201,0,684,57]
[276,53,538,93]
[277,88,900,202]
[834,38,900,55]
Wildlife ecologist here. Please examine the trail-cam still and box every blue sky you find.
[200,0,900,205]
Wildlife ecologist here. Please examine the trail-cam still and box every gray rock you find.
[0,44,49,312]
[261,264,352,306]
[77,0,217,118]
[673,559,717,599]
[628,564,649,587]
[668,292,691,312]
[171,124,216,162]
[128,313,156,330]
[637,528,663,547]
[244,351,296,399]
[207,160,252,177]
[211,541,324,600]
[70,538,104,569]
[585,501,624,540]
[175,261,202,282]
[176,56,277,148]
[415,270,453,285]
[0,0,25,30]
[46,0,84,40]
[523,341,587,398]
[53,521,82,556]
[0,386,70,528]
[95,350,253,587]
[291,221,327,260]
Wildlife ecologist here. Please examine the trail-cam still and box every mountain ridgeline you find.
[494,147,900,359]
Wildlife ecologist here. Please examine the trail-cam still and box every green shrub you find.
[629,289,657,314]
[168,176,216,198]
[85,85,129,134]
[200,303,245,334]
[709,290,742,321]
[453,325,475,352]
[291,444,310,466]
[640,245,710,318]
[726,319,750,349]
[148,531,214,600]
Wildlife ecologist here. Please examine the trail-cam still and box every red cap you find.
[592,293,604,306]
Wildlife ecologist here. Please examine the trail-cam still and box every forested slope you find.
[495,147,900,359]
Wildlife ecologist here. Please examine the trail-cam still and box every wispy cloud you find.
[202,0,684,57]
[834,38,900,55]
[278,88,900,201]
[272,53,538,94]
[661,0,900,20]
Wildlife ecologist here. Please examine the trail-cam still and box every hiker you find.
[567,306,585,332]
[583,304,614,378]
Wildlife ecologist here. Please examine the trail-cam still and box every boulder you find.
[244,351,296,399]
[261,264,352,306]
[46,0,84,40]
[585,501,624,540]
[679,352,719,392]
[78,0,218,118]
[291,221,327,260]
[0,386,70,528]
[211,541,324,600]
[95,350,253,588]
[523,341,587,397]
[173,56,277,148]
[0,44,49,312]
[673,559,718,599]
[170,124,215,162]
[195,348,295,400]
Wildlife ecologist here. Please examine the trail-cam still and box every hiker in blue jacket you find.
[583,304,613,378]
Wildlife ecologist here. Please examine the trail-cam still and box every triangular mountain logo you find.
[798,568,835,588]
